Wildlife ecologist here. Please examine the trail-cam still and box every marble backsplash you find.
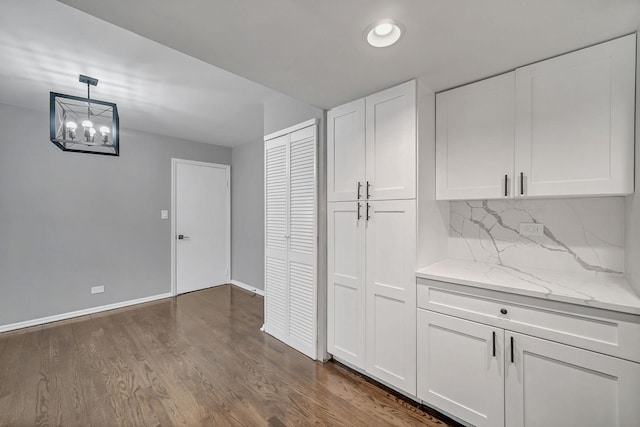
[449,198,625,277]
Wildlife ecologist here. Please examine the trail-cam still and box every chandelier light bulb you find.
[100,126,110,143]
[82,120,93,128]
[66,121,77,140]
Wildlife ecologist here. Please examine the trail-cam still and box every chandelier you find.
[49,75,119,156]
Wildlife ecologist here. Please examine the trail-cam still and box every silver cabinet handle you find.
[357,202,362,220]
[357,182,362,199]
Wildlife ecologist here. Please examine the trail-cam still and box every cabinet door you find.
[417,310,504,427]
[365,81,416,201]
[505,331,640,427]
[514,34,636,197]
[264,134,289,344]
[365,199,416,394]
[327,202,366,368]
[436,72,515,200]
[286,126,317,359]
[327,99,366,202]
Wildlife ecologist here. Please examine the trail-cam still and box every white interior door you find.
[327,201,366,368]
[174,160,230,295]
[365,199,416,394]
[505,331,640,427]
[417,310,505,427]
[436,72,515,200]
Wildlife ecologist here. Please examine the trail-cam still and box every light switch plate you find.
[161,210,169,220]
[520,223,544,236]
[91,285,104,294]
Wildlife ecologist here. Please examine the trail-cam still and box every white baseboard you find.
[230,280,264,296]
[0,292,173,334]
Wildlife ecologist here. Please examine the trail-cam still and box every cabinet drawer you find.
[417,278,640,363]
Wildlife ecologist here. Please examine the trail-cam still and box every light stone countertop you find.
[416,259,640,315]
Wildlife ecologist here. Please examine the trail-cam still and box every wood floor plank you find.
[0,285,456,426]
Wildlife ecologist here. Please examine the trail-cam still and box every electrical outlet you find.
[161,210,169,220]
[91,285,104,294]
[519,223,544,236]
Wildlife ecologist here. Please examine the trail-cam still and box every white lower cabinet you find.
[327,202,366,368]
[417,310,504,427]
[365,200,416,394]
[417,282,640,427]
[327,199,417,394]
[505,332,640,427]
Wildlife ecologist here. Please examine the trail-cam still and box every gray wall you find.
[230,138,264,289]
[264,94,325,136]
[625,31,640,295]
[0,103,231,327]
[228,95,325,293]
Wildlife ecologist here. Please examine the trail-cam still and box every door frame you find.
[170,158,231,296]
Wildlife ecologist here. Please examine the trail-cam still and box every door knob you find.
[178,234,190,240]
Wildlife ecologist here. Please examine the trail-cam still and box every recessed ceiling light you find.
[365,20,403,48]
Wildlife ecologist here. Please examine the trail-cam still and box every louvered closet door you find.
[264,134,289,344]
[287,125,317,358]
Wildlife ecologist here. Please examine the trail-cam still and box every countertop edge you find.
[416,270,640,316]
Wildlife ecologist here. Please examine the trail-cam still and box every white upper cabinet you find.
[366,81,417,200]
[327,80,416,202]
[327,99,366,202]
[436,72,515,200]
[436,34,636,200]
[515,34,636,197]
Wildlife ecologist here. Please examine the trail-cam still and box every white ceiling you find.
[0,0,280,147]
[59,0,640,109]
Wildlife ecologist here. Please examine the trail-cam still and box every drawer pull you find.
[500,308,508,315]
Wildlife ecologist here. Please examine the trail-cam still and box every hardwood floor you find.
[0,285,454,426]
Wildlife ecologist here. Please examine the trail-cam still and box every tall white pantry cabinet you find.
[327,80,418,395]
